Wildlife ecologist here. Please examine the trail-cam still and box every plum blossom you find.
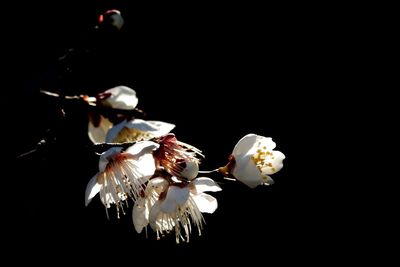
[221,134,285,188]
[153,134,202,180]
[132,177,221,243]
[86,85,138,143]
[85,141,158,217]
[105,118,175,143]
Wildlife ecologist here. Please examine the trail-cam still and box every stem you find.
[16,139,48,159]
[17,149,37,159]
[40,90,81,100]
[198,167,237,182]
[40,89,146,118]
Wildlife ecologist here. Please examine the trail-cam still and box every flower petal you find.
[146,177,169,194]
[132,198,149,233]
[179,160,199,180]
[103,86,138,110]
[192,177,221,193]
[125,141,159,157]
[99,147,123,172]
[106,119,175,143]
[104,120,127,143]
[232,154,264,188]
[233,134,276,157]
[232,134,258,156]
[261,150,286,175]
[88,116,113,144]
[134,153,157,179]
[127,119,174,133]
[85,175,102,206]
[149,201,161,230]
[192,193,218,214]
[160,186,190,213]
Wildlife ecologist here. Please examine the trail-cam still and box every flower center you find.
[251,145,276,173]
[113,127,153,142]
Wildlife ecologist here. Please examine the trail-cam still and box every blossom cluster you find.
[84,85,286,243]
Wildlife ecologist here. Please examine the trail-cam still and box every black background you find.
[7,1,352,264]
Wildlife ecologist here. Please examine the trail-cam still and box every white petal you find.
[233,134,276,157]
[103,86,138,110]
[261,150,286,175]
[258,136,276,151]
[192,177,222,193]
[149,201,161,230]
[125,141,159,157]
[146,178,169,194]
[160,186,190,213]
[88,116,113,144]
[134,153,156,178]
[85,175,102,206]
[232,154,264,188]
[180,160,199,180]
[232,134,258,156]
[99,147,123,172]
[106,119,175,143]
[126,119,175,133]
[132,198,149,233]
[105,119,127,142]
[192,193,218,214]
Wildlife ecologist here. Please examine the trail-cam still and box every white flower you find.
[96,85,138,110]
[132,177,221,243]
[229,133,285,188]
[85,141,158,217]
[132,177,169,234]
[105,119,175,143]
[87,86,139,143]
[154,134,202,180]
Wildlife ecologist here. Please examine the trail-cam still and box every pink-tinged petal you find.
[102,86,138,110]
[132,198,149,233]
[232,154,264,188]
[98,147,123,172]
[192,177,221,193]
[88,116,113,144]
[85,175,102,206]
[160,186,190,213]
[192,193,218,214]
[261,150,286,175]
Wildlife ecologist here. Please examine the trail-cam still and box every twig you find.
[40,89,146,118]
